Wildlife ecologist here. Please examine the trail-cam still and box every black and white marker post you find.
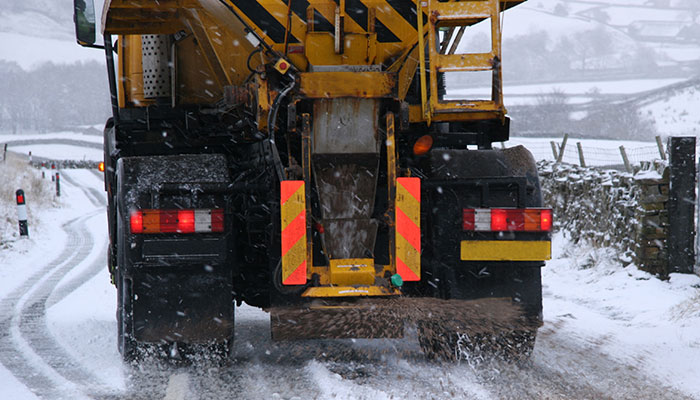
[16,189,29,237]
[55,172,61,197]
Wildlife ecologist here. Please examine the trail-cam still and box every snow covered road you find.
[1,168,699,399]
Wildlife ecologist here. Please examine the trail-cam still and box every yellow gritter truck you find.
[73,0,551,361]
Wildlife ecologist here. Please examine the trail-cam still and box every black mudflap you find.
[131,270,234,343]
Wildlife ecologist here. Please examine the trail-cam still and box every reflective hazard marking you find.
[395,177,420,281]
[281,180,307,285]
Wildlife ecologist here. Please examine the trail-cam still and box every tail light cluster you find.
[463,208,552,232]
[130,209,224,234]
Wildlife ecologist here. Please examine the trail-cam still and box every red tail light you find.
[177,209,195,233]
[463,208,552,232]
[129,208,224,234]
[130,210,143,234]
[490,209,507,231]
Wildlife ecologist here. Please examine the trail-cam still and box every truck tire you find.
[418,322,536,362]
[417,265,542,362]
[115,192,139,362]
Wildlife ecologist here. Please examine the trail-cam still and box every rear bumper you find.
[460,240,551,262]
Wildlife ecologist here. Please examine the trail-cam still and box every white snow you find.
[9,145,102,162]
[543,233,700,396]
[0,132,103,144]
[641,84,700,136]
[0,363,39,400]
[450,78,685,94]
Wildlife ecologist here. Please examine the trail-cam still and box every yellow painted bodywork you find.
[302,286,401,298]
[96,0,536,299]
[299,72,395,98]
[101,0,523,124]
[460,241,552,262]
[329,258,375,286]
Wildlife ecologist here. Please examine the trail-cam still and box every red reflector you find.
[17,194,24,204]
[160,210,178,233]
[288,45,304,54]
[505,209,525,231]
[491,209,507,231]
[211,209,224,232]
[540,209,552,231]
[177,209,195,233]
[130,210,143,234]
[462,209,475,231]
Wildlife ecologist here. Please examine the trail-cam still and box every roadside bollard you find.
[28,151,32,164]
[16,189,29,237]
[55,172,61,197]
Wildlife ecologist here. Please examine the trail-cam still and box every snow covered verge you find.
[539,158,700,396]
[0,152,58,247]
[544,233,700,397]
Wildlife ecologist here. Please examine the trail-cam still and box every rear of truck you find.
[74,0,550,360]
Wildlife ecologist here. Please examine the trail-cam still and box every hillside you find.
[0,0,103,70]
[0,0,697,138]
[0,0,74,40]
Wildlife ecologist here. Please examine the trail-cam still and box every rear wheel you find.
[418,321,537,362]
[417,265,542,362]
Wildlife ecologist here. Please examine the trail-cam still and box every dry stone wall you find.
[538,160,670,274]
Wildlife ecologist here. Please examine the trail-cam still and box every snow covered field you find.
[0,151,699,399]
[9,144,102,162]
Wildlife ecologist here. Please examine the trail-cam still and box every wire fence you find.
[507,135,669,169]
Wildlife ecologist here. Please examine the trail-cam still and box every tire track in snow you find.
[0,171,112,399]
[61,171,104,208]
[468,322,696,400]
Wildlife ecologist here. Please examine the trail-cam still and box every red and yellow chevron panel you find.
[280,180,307,285]
[395,177,421,281]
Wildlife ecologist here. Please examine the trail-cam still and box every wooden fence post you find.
[577,142,586,167]
[556,134,569,164]
[550,141,559,160]
[620,146,633,173]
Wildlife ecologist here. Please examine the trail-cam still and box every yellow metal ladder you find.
[417,0,506,124]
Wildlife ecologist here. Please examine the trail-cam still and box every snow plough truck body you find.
[73,0,551,360]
